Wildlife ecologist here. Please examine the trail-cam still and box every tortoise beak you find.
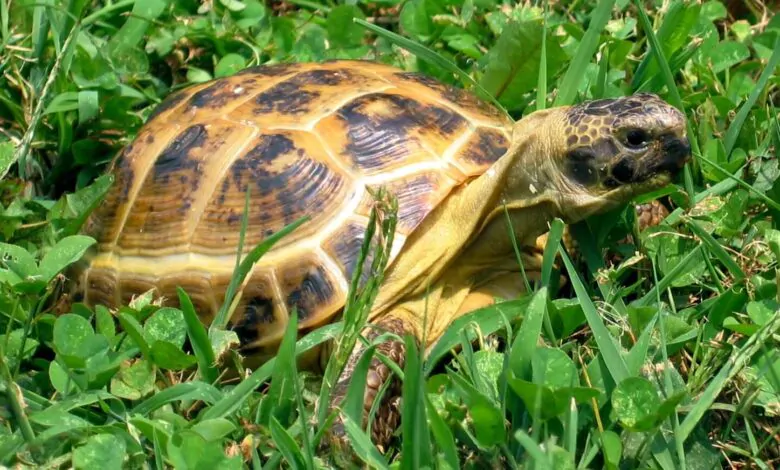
[658,134,692,174]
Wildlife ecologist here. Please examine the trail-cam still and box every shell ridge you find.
[109,123,184,249]
[184,120,261,241]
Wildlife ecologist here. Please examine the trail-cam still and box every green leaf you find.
[0,242,38,280]
[190,418,236,442]
[150,341,197,370]
[611,376,661,431]
[73,434,126,470]
[53,314,94,359]
[601,430,622,469]
[144,307,187,347]
[77,90,99,125]
[269,416,306,470]
[38,235,96,283]
[326,5,366,48]
[532,347,578,389]
[0,141,15,180]
[110,360,155,400]
[167,430,243,470]
[479,19,565,108]
[3,329,39,368]
[708,40,750,74]
[399,0,433,40]
[215,53,246,78]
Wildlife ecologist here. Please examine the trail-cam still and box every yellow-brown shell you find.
[81,60,513,352]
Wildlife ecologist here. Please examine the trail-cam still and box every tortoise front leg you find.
[325,316,412,453]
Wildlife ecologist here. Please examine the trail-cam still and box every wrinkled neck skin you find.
[369,107,611,340]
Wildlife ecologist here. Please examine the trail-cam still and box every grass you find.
[1,0,780,468]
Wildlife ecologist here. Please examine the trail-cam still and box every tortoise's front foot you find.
[324,320,408,458]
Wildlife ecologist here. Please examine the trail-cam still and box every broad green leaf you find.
[39,235,96,283]
[611,377,660,431]
[150,341,197,370]
[73,434,126,470]
[215,53,246,78]
[144,307,187,347]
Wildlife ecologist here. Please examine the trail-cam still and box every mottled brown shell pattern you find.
[81,60,513,351]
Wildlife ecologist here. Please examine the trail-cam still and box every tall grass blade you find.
[723,37,780,157]
[177,288,218,384]
[400,334,432,469]
[678,310,780,442]
[558,227,630,383]
[553,0,615,107]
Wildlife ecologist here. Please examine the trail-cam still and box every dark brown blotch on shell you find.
[146,89,190,121]
[152,124,208,182]
[206,131,348,241]
[232,295,275,345]
[254,81,321,115]
[460,127,511,166]
[336,92,467,171]
[324,220,374,285]
[283,264,337,321]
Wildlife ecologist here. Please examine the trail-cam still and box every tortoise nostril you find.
[611,158,634,183]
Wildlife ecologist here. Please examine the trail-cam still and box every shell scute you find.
[279,258,342,325]
[315,90,470,176]
[117,119,256,252]
[192,129,354,253]
[459,127,512,167]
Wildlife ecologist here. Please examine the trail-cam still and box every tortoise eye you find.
[625,128,650,148]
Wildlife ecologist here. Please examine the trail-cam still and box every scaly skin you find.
[326,95,690,454]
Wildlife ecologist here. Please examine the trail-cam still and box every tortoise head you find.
[507,93,691,223]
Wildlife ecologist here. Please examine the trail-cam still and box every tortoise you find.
[74,59,690,450]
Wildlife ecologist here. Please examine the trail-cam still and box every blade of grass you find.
[11,18,79,180]
[177,287,217,384]
[508,287,548,381]
[685,220,746,281]
[353,18,510,120]
[269,416,306,470]
[723,37,780,157]
[553,0,615,107]
[536,2,549,111]
[317,188,397,428]
[558,227,630,383]
[131,381,223,415]
[341,414,389,469]
[635,245,704,307]
[678,308,780,442]
[258,307,299,427]
[695,153,780,212]
[425,395,459,470]
[400,334,432,470]
[198,322,341,421]
[340,344,377,425]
